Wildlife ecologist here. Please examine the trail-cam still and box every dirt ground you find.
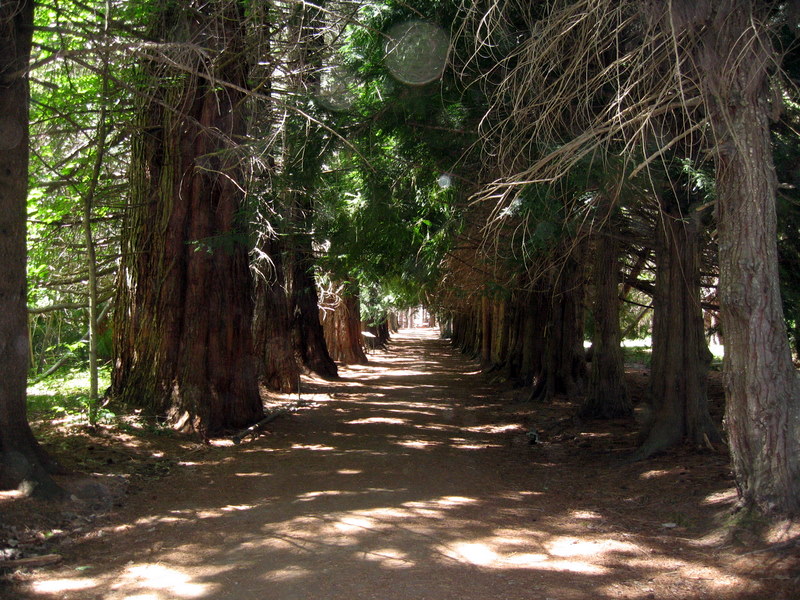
[2,328,799,599]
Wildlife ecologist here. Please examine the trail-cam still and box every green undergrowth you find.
[27,365,114,423]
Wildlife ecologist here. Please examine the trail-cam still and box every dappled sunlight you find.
[394,438,442,449]
[115,564,213,598]
[15,329,785,600]
[546,536,641,558]
[290,443,336,451]
[345,417,410,425]
[31,578,98,593]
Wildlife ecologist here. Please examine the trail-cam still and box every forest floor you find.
[2,328,799,600]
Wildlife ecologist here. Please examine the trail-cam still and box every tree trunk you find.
[519,290,549,387]
[531,251,588,402]
[633,198,718,460]
[581,211,631,419]
[112,1,262,438]
[322,282,368,365]
[695,1,800,516]
[478,296,490,366]
[0,0,64,499]
[253,232,300,393]
[289,243,339,378]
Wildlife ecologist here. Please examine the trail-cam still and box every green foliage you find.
[303,0,478,318]
[27,365,114,423]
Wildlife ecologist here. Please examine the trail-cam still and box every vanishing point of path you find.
[14,329,794,599]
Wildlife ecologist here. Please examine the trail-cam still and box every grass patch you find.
[27,365,113,422]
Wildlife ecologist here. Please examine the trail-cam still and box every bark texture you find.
[0,1,64,498]
[253,233,300,393]
[531,252,587,402]
[581,202,630,419]
[633,200,718,460]
[112,1,262,438]
[322,283,368,365]
[289,245,339,378]
[690,0,800,515]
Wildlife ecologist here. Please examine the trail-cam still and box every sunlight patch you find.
[115,564,212,598]
[221,504,255,512]
[464,423,522,434]
[269,565,312,581]
[335,515,378,533]
[702,489,737,505]
[451,542,499,566]
[395,439,439,449]
[640,469,671,479]
[290,443,336,451]
[547,536,640,558]
[570,510,603,520]
[363,547,413,568]
[33,578,98,593]
[345,417,409,425]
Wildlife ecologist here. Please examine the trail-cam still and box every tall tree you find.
[581,192,631,419]
[684,0,800,515]
[283,0,338,379]
[112,0,262,437]
[461,0,800,515]
[0,0,64,498]
[635,184,719,459]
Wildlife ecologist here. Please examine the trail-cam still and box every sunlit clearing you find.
[118,564,212,598]
[33,578,98,593]
[345,417,409,425]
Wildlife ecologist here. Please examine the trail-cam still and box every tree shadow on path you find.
[9,328,798,600]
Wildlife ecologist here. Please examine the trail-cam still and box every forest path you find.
[14,329,792,599]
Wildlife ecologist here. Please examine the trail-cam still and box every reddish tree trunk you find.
[253,234,300,393]
[113,2,262,438]
[289,245,339,378]
[322,283,368,365]
[0,1,64,498]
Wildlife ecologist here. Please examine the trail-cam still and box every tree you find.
[686,0,800,515]
[112,0,263,437]
[581,191,631,419]
[460,0,800,515]
[0,0,64,498]
[635,181,719,459]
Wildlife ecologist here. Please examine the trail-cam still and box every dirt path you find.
[8,328,799,599]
